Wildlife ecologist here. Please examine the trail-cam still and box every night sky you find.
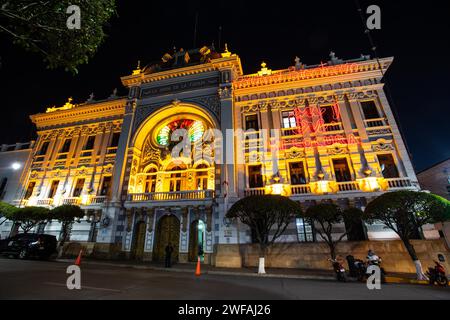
[0,0,449,172]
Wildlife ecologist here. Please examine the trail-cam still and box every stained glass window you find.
[156,119,204,146]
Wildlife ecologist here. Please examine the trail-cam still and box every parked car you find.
[0,233,57,260]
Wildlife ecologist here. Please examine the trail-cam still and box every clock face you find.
[156,119,205,147]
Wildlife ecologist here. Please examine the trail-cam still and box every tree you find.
[0,0,116,73]
[226,195,302,274]
[0,201,18,226]
[363,191,450,280]
[301,203,361,259]
[10,206,50,233]
[51,205,84,254]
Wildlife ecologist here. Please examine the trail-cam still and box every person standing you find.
[165,243,174,268]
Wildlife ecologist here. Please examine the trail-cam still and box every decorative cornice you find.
[120,56,243,87]
[30,98,127,129]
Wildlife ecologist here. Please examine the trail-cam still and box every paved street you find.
[1,257,449,300]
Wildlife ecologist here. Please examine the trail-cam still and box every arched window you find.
[145,168,157,193]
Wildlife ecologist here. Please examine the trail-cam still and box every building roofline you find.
[417,157,450,174]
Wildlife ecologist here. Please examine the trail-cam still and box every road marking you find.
[43,282,122,293]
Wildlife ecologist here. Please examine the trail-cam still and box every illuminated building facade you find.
[2,46,428,262]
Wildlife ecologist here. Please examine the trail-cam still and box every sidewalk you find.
[56,257,440,285]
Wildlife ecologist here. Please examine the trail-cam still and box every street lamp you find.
[11,162,21,171]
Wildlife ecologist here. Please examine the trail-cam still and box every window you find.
[84,136,96,150]
[320,105,336,124]
[48,180,60,198]
[169,167,183,192]
[72,178,85,197]
[361,101,380,119]
[195,164,209,190]
[110,132,120,147]
[24,182,36,200]
[332,158,352,182]
[60,139,72,153]
[145,168,157,193]
[248,165,263,188]
[38,141,50,156]
[377,154,399,178]
[100,176,112,196]
[289,162,307,185]
[245,115,259,131]
[296,218,314,242]
[282,111,297,128]
[0,178,7,199]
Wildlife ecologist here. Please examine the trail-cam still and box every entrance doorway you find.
[153,215,180,262]
[189,220,205,262]
[130,221,146,260]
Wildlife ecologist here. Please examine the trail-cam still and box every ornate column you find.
[204,206,213,254]
[123,207,135,252]
[144,208,156,254]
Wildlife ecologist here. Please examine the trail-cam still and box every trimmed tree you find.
[226,195,302,274]
[301,203,362,259]
[11,206,50,233]
[51,205,85,256]
[0,0,117,73]
[0,201,18,226]
[363,191,450,280]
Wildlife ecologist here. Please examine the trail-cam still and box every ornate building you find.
[2,46,426,263]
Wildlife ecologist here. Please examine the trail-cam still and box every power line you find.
[354,0,414,162]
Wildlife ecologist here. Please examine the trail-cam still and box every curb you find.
[56,259,449,285]
[55,259,335,281]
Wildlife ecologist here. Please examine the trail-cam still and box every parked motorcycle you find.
[366,254,386,283]
[329,258,346,282]
[426,261,448,287]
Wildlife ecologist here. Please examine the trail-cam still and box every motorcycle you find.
[329,258,347,282]
[367,255,386,283]
[426,261,448,287]
[352,256,386,283]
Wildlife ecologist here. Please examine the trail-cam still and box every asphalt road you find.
[1,257,449,300]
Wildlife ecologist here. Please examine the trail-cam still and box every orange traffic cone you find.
[74,249,83,266]
[195,256,201,276]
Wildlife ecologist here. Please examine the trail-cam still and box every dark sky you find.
[0,0,449,172]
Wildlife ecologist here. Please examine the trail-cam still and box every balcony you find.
[336,181,360,192]
[291,185,312,195]
[322,122,343,132]
[244,187,266,196]
[364,118,387,128]
[36,199,53,206]
[128,190,215,202]
[89,196,107,204]
[385,178,414,190]
[63,197,81,205]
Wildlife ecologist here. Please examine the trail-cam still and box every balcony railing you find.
[386,178,413,189]
[244,187,266,196]
[89,196,107,204]
[63,197,81,205]
[281,127,302,137]
[364,118,387,128]
[322,122,343,132]
[128,190,215,202]
[336,181,360,192]
[37,199,53,206]
[291,185,312,195]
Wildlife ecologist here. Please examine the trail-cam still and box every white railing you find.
[386,178,413,189]
[37,199,53,206]
[63,197,81,205]
[128,190,215,202]
[244,188,266,196]
[337,181,360,192]
[89,196,107,204]
[291,185,312,195]
[364,118,386,128]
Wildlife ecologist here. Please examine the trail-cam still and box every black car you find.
[0,233,57,260]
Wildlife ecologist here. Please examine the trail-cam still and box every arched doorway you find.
[153,214,180,262]
[130,221,146,260]
[189,220,205,262]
